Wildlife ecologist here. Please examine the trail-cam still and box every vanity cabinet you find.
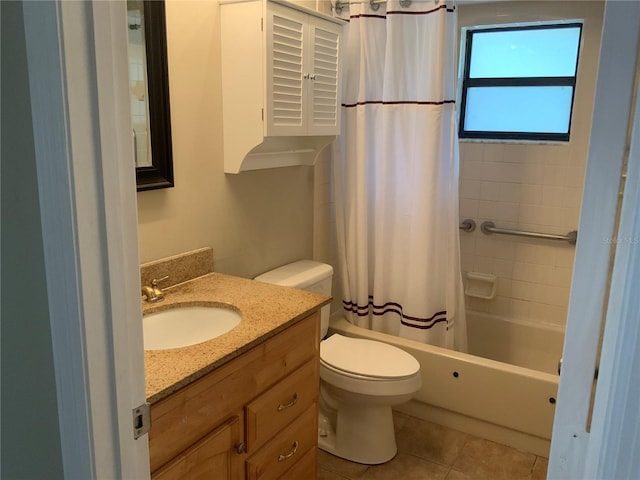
[220,0,344,173]
[149,312,320,479]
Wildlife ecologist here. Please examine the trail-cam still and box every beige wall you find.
[137,0,329,279]
[458,1,604,326]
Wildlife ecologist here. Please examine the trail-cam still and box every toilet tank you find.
[254,260,333,338]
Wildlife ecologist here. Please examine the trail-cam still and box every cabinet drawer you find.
[246,359,318,452]
[280,447,317,479]
[246,403,318,480]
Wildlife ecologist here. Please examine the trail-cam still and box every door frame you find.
[548,1,640,478]
[22,1,149,478]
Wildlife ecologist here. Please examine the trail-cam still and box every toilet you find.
[255,260,421,465]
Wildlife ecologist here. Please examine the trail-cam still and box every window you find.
[459,23,583,142]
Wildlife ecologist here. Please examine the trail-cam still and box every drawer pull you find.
[277,441,299,462]
[277,393,298,411]
[235,442,246,455]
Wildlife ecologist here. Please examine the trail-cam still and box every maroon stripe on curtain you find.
[401,317,448,330]
[345,3,455,21]
[343,297,447,330]
[342,100,455,108]
[387,4,456,16]
[348,14,387,20]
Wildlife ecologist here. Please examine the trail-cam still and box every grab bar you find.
[481,221,577,245]
[459,219,476,232]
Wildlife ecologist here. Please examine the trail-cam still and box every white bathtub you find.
[328,311,564,457]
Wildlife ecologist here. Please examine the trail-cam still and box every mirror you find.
[127,0,174,191]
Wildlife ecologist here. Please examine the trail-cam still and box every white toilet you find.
[255,260,421,465]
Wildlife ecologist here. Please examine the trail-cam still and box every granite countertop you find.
[143,272,330,404]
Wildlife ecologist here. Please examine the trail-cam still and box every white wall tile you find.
[493,240,516,260]
[555,248,576,267]
[459,198,479,218]
[510,299,531,320]
[480,181,503,201]
[511,280,539,302]
[473,255,494,274]
[466,297,490,312]
[461,179,481,199]
[488,296,510,316]
[551,266,573,287]
[496,277,512,296]
[462,159,484,180]
[520,164,546,185]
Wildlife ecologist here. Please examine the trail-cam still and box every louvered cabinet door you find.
[265,3,307,136]
[306,16,341,136]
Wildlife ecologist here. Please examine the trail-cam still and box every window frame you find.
[458,22,584,142]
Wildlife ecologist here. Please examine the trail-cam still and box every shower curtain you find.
[333,0,467,350]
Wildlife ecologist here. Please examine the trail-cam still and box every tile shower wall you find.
[458,1,605,327]
[459,143,581,326]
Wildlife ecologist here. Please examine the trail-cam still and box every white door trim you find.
[548,2,640,478]
[583,41,640,479]
[22,1,149,478]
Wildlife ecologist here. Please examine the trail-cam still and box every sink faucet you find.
[141,276,169,303]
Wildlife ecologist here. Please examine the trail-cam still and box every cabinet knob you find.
[235,442,246,454]
[303,73,310,79]
[309,74,317,80]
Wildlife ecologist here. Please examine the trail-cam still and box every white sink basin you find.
[143,305,241,350]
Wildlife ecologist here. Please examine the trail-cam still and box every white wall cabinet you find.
[221,0,343,173]
[265,2,341,136]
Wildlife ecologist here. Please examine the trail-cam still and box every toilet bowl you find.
[254,260,422,465]
[319,333,421,464]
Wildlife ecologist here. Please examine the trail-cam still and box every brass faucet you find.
[141,276,169,303]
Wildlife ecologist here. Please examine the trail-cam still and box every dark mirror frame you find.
[136,0,174,191]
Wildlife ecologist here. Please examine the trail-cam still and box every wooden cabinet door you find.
[152,416,242,480]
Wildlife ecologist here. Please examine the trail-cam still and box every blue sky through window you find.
[459,23,582,141]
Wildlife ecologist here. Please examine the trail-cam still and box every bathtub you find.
[328,311,564,457]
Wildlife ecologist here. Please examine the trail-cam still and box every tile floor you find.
[317,412,548,480]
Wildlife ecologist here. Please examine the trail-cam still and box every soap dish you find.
[465,272,497,300]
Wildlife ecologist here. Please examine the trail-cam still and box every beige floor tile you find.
[393,410,411,433]
[396,418,469,466]
[444,470,475,480]
[318,467,352,480]
[452,437,536,480]
[531,456,549,480]
[360,453,449,480]
[318,449,370,479]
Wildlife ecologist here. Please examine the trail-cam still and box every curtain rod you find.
[333,0,437,14]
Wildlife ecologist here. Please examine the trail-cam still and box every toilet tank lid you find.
[254,260,333,289]
[321,334,420,379]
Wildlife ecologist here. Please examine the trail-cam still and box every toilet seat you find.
[320,334,420,380]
